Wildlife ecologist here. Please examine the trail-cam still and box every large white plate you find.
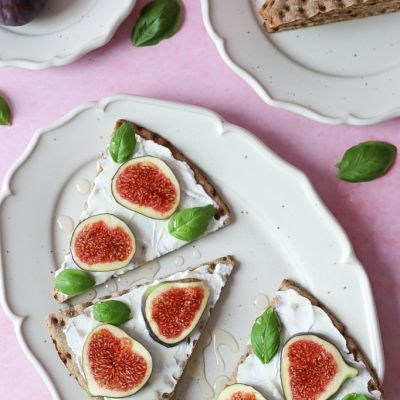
[0,95,384,399]
[202,0,400,125]
[0,0,135,69]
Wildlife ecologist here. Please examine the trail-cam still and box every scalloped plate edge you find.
[0,1,136,70]
[0,95,384,399]
[201,0,400,125]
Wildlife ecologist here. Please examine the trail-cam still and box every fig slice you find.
[217,384,268,400]
[111,156,180,219]
[281,334,358,400]
[70,214,136,272]
[142,279,210,347]
[83,324,152,398]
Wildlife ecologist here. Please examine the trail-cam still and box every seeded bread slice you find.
[230,279,383,398]
[260,0,400,32]
[53,120,232,303]
[48,256,235,400]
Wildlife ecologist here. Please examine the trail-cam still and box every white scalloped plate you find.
[202,0,400,125]
[0,0,135,69]
[0,95,384,399]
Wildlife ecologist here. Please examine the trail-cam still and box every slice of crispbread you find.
[260,0,400,32]
[230,279,383,398]
[53,120,232,303]
[48,256,235,400]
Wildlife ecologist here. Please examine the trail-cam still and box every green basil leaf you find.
[109,121,137,163]
[0,95,11,126]
[93,300,132,325]
[54,269,95,295]
[343,394,373,400]
[132,0,182,47]
[251,307,282,364]
[168,205,217,241]
[337,141,397,182]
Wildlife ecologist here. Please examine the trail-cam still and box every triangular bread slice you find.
[260,0,400,32]
[48,255,235,399]
[54,120,231,302]
[226,279,383,399]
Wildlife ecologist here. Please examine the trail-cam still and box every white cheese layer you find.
[56,135,227,300]
[237,289,382,399]
[64,261,233,399]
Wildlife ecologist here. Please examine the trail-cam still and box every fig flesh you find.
[0,0,47,26]
[82,324,152,397]
[281,334,358,400]
[143,279,210,346]
[217,384,268,400]
[71,214,136,272]
[112,156,180,219]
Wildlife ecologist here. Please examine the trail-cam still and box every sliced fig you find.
[71,214,136,272]
[217,384,268,400]
[143,279,210,346]
[280,334,358,400]
[111,156,180,219]
[83,325,152,398]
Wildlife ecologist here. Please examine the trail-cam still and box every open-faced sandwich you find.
[48,256,235,399]
[218,279,383,400]
[53,120,231,302]
[260,0,400,32]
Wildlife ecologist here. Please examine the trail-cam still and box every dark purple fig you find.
[0,0,47,26]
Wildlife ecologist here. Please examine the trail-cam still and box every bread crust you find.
[48,256,236,400]
[260,0,400,32]
[53,120,232,303]
[230,279,384,398]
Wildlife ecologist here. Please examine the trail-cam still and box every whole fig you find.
[0,0,47,26]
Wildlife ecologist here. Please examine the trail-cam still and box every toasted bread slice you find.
[229,279,383,399]
[54,120,232,302]
[260,0,400,32]
[48,256,235,399]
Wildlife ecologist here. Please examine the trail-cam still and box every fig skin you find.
[280,334,358,400]
[142,279,210,347]
[0,0,47,26]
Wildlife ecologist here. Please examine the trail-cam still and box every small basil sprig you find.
[0,95,11,125]
[168,205,217,241]
[54,269,95,295]
[109,121,137,163]
[337,141,397,182]
[251,307,282,364]
[343,394,373,400]
[93,300,132,325]
[132,0,182,47]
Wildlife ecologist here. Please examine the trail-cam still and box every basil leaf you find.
[337,141,397,182]
[54,269,95,295]
[93,300,132,325]
[343,394,373,400]
[251,307,282,364]
[0,95,11,126]
[132,0,182,47]
[168,205,217,241]
[109,121,137,163]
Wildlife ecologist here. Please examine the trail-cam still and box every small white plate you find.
[202,0,400,125]
[0,0,135,69]
[0,95,384,399]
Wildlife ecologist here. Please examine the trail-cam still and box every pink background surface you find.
[0,1,399,398]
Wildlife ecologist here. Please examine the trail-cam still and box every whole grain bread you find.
[230,279,384,398]
[53,120,232,303]
[48,256,236,400]
[260,0,400,32]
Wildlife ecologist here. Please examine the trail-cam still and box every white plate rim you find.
[0,94,385,399]
[0,1,136,70]
[201,0,400,125]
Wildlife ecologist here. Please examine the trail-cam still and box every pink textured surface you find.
[0,1,399,398]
